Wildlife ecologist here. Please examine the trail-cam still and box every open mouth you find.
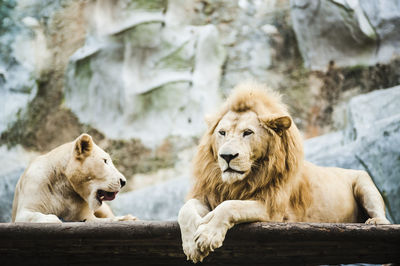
[96,190,118,203]
[223,167,245,175]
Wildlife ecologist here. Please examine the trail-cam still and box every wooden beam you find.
[0,221,399,265]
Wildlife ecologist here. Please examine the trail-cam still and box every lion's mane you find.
[189,82,311,219]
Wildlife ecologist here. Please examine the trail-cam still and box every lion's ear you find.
[74,133,93,159]
[264,116,292,136]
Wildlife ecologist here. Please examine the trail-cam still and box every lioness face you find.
[214,111,265,184]
[66,134,127,211]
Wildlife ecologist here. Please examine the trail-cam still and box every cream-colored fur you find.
[178,82,390,263]
[12,133,136,223]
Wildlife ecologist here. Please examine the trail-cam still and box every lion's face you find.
[66,134,126,211]
[214,111,266,184]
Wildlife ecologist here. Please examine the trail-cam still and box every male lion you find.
[178,82,390,262]
[12,133,136,223]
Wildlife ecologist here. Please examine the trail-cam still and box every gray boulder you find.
[0,145,34,222]
[0,168,23,222]
[345,86,400,142]
[290,0,400,69]
[304,131,362,170]
[109,177,190,221]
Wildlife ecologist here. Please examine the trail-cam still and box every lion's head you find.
[65,134,127,211]
[190,82,305,211]
[214,110,292,184]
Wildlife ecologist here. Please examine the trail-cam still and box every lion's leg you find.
[194,200,268,256]
[84,213,137,222]
[14,209,62,223]
[353,171,390,224]
[80,203,136,222]
[178,198,210,263]
[94,203,115,218]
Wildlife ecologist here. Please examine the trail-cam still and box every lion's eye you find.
[243,130,254,137]
[103,159,108,164]
[218,130,226,136]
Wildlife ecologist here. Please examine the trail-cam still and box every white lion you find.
[12,133,136,223]
[178,82,390,262]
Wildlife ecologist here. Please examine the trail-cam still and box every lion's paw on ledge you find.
[183,241,209,263]
[365,217,391,225]
[194,223,225,254]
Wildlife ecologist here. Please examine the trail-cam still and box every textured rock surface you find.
[110,177,190,221]
[0,145,36,222]
[291,0,400,70]
[0,0,37,134]
[345,86,400,142]
[0,168,23,222]
[64,0,225,147]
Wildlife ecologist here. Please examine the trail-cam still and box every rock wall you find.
[0,145,37,222]
[291,0,400,70]
[65,0,225,147]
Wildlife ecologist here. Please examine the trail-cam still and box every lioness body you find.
[12,134,135,223]
[178,82,389,262]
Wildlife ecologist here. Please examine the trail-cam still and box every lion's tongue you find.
[98,190,117,201]
[104,191,117,201]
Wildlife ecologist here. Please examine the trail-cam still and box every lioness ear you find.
[265,116,292,136]
[74,134,93,159]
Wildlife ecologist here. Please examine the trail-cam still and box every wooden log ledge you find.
[0,221,399,265]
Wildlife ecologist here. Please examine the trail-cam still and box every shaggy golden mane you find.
[190,81,311,219]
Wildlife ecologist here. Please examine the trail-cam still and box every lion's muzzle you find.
[219,153,239,164]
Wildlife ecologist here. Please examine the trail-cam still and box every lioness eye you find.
[243,130,254,137]
[218,130,226,136]
[103,159,108,164]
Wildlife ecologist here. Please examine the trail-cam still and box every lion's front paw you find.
[365,217,390,225]
[194,223,226,254]
[115,214,137,221]
[182,238,209,263]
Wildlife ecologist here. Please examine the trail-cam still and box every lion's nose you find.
[220,153,239,164]
[120,178,126,188]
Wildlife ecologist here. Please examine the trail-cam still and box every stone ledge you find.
[0,221,399,265]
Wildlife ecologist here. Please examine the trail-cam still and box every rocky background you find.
[0,0,399,223]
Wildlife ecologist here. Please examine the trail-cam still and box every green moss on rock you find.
[156,40,195,71]
[128,0,167,12]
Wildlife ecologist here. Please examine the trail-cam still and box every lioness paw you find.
[115,214,137,221]
[194,223,225,254]
[365,217,390,225]
[41,214,63,223]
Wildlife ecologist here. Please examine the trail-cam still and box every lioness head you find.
[214,110,291,184]
[65,134,126,211]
